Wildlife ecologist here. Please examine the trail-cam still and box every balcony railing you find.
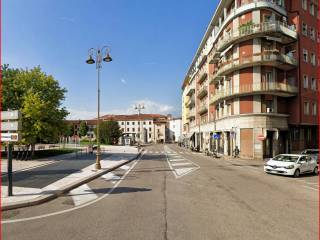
[198,68,208,84]
[198,104,208,115]
[187,109,196,119]
[198,85,208,99]
[217,21,297,52]
[210,52,298,83]
[186,82,195,96]
[185,98,195,108]
[210,82,298,105]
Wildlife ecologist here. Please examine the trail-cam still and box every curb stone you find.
[2,149,143,211]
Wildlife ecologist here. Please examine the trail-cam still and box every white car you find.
[264,154,318,178]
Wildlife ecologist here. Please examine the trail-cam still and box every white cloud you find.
[120,78,127,84]
[109,99,174,115]
[67,99,175,120]
[66,108,107,120]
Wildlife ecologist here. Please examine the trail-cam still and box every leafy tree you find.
[79,121,88,137]
[2,65,69,156]
[95,120,122,145]
[60,122,74,137]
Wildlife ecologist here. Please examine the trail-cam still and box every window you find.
[127,122,130,125]
[149,127,152,131]
[121,122,124,125]
[132,122,135,125]
[149,133,152,138]
[302,0,307,10]
[312,103,317,116]
[149,121,152,125]
[263,15,271,22]
[311,78,317,90]
[303,49,308,62]
[121,128,124,132]
[311,53,316,65]
[303,75,309,88]
[310,2,315,15]
[132,128,135,132]
[143,121,146,125]
[304,102,310,115]
[302,23,308,36]
[266,71,273,84]
[127,128,130,132]
[310,27,315,40]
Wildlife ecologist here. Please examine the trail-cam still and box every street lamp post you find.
[86,46,112,170]
[135,104,145,150]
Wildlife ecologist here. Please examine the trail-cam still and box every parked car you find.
[301,149,319,164]
[264,154,318,178]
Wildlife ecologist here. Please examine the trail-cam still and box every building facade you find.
[182,0,319,159]
[68,114,169,144]
[168,117,182,142]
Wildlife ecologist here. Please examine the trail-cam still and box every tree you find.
[95,120,122,145]
[2,65,69,156]
[79,121,88,137]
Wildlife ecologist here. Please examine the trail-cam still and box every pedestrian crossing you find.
[145,150,201,155]
[164,146,200,178]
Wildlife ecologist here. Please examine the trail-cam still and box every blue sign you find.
[213,133,220,139]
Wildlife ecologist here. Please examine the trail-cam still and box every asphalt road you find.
[1,152,110,189]
[2,144,318,240]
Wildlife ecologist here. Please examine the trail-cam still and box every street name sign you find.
[1,121,21,131]
[257,135,266,141]
[1,133,20,142]
[1,110,21,120]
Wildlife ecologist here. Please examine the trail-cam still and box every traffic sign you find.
[257,135,266,141]
[1,133,20,142]
[1,110,21,120]
[213,133,220,139]
[1,121,21,131]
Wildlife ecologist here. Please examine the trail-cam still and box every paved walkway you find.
[1,146,139,208]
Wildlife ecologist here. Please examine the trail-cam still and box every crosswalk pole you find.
[7,143,13,196]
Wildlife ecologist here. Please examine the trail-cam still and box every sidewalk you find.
[1,145,141,211]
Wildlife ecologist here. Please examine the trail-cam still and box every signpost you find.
[258,134,266,141]
[1,110,21,196]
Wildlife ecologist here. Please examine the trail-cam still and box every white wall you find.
[169,119,182,142]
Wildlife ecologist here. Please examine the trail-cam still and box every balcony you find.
[185,98,195,108]
[217,21,297,53]
[198,85,208,99]
[210,52,298,84]
[187,109,196,119]
[198,68,208,84]
[186,82,195,96]
[198,104,208,115]
[210,82,298,105]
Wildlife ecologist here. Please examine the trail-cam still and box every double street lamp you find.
[135,104,145,150]
[86,46,112,170]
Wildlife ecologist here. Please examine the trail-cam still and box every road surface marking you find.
[169,159,185,162]
[175,168,195,176]
[171,162,193,167]
[2,152,145,224]
[69,184,98,206]
[101,172,121,184]
[120,165,130,170]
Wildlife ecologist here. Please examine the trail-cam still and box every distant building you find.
[168,117,182,142]
[67,114,170,144]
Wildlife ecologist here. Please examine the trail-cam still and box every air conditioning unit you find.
[267,108,273,113]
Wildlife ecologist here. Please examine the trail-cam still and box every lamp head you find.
[86,55,95,64]
[103,52,112,62]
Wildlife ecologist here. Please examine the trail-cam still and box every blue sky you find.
[3,0,218,119]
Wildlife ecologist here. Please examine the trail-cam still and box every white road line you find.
[101,172,121,184]
[169,159,185,162]
[120,165,130,170]
[171,162,193,167]
[69,184,98,206]
[175,168,196,176]
[2,152,145,224]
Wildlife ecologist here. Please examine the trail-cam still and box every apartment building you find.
[182,0,319,159]
[168,117,182,142]
[68,114,169,144]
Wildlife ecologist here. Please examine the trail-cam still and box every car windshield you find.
[304,150,319,154]
[273,155,299,162]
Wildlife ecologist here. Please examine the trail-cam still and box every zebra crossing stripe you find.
[171,162,193,167]
[101,172,121,184]
[69,184,98,206]
[120,165,130,170]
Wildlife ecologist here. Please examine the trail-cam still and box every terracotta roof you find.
[65,120,97,125]
[99,114,168,121]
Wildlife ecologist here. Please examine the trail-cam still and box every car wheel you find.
[313,167,318,175]
[293,169,300,178]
